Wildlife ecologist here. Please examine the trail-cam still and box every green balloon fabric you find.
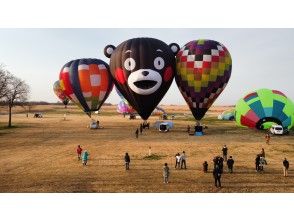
[235,88,294,129]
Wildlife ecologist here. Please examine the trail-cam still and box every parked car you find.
[33,113,43,118]
[270,125,284,135]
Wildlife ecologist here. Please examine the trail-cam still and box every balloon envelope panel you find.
[235,88,294,129]
[176,39,232,120]
[59,58,113,114]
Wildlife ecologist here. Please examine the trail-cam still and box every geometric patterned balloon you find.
[176,39,232,120]
[59,58,113,117]
[235,88,294,129]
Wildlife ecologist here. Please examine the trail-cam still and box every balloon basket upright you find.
[194,132,203,136]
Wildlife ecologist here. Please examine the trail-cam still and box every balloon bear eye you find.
[124,58,136,71]
[154,57,165,70]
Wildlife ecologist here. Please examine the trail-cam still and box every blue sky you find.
[0,29,293,105]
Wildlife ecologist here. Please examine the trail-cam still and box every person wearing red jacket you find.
[76,145,83,161]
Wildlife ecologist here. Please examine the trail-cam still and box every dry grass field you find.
[0,104,294,193]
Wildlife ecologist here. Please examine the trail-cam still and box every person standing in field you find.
[222,145,228,161]
[163,163,170,183]
[135,128,139,138]
[265,133,270,145]
[227,156,235,173]
[283,158,289,177]
[213,165,222,188]
[76,145,83,161]
[203,161,208,173]
[259,155,267,172]
[175,153,181,169]
[124,152,130,170]
[82,150,89,166]
[213,156,218,168]
[180,151,187,169]
[255,154,261,172]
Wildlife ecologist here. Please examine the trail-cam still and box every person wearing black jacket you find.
[255,154,261,172]
[227,156,235,173]
[213,165,222,188]
[283,158,289,177]
[124,152,131,170]
[222,145,228,161]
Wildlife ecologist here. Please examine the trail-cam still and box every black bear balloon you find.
[104,38,179,120]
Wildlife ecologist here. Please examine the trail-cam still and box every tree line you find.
[0,65,30,127]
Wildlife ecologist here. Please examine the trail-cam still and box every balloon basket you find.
[194,132,203,136]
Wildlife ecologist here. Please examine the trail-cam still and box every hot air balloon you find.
[235,88,294,129]
[104,37,180,120]
[59,58,113,117]
[117,100,134,114]
[176,39,232,121]
[53,80,69,107]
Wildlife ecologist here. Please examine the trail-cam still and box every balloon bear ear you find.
[169,43,180,55]
[104,45,116,58]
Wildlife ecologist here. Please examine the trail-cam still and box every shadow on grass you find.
[142,153,167,160]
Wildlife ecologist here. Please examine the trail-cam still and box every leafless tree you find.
[0,65,12,100]
[5,76,30,127]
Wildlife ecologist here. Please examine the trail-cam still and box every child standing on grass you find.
[163,163,170,183]
[76,145,83,161]
[283,158,289,177]
[203,161,208,173]
[124,152,131,170]
[82,150,89,166]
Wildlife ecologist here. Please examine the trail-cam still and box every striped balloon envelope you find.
[59,58,113,116]
[235,88,294,129]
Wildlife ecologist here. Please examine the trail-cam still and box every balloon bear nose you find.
[142,71,149,76]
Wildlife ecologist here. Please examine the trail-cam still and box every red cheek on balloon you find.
[163,66,173,82]
[115,68,127,84]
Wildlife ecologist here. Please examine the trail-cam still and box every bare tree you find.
[0,65,12,100]
[5,76,30,127]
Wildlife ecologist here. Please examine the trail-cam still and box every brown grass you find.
[0,105,293,192]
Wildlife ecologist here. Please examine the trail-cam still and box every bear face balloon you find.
[105,38,179,120]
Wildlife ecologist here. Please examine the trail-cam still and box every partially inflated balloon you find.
[176,39,232,120]
[53,80,69,106]
[104,37,179,120]
[117,100,134,114]
[235,88,294,129]
[59,58,113,116]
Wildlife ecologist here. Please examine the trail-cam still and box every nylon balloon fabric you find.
[235,88,294,129]
[59,58,113,116]
[176,39,232,120]
[105,38,179,120]
[53,80,69,106]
